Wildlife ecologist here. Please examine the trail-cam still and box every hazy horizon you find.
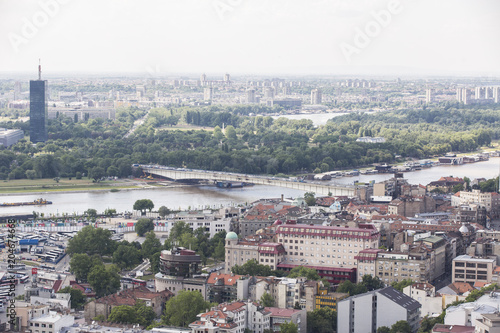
[2,0,500,77]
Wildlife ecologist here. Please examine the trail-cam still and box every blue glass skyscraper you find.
[29,62,47,143]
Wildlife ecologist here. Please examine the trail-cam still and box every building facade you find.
[29,80,48,143]
[338,287,421,333]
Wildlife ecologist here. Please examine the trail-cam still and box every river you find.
[2,158,498,217]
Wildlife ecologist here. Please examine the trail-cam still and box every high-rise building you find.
[204,87,213,101]
[425,89,435,103]
[200,73,207,86]
[456,88,463,102]
[29,61,48,143]
[311,88,322,104]
[224,73,230,83]
[264,87,275,99]
[462,88,471,105]
[493,87,500,103]
[14,81,21,100]
[247,89,256,103]
[475,86,484,100]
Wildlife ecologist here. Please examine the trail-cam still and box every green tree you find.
[260,292,275,307]
[158,205,171,218]
[361,275,384,291]
[288,266,320,280]
[87,264,121,297]
[225,125,237,140]
[113,244,142,269]
[67,226,116,256]
[69,253,93,282]
[90,166,106,182]
[135,218,155,236]
[150,251,162,274]
[163,290,212,327]
[377,326,391,333]
[304,192,316,206]
[104,208,117,217]
[142,231,162,259]
[85,208,98,220]
[336,280,367,296]
[133,199,155,216]
[390,320,411,333]
[280,321,299,333]
[307,307,336,333]
[166,221,192,248]
[108,305,137,324]
[134,300,156,327]
[390,279,413,292]
[58,286,86,309]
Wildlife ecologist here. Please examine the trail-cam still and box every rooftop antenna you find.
[38,59,42,80]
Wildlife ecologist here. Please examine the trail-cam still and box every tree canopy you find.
[133,199,154,215]
[135,217,154,236]
[67,226,116,257]
[162,290,213,327]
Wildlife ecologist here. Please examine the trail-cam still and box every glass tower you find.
[29,80,48,143]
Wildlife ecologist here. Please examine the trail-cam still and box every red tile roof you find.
[207,273,243,286]
[264,307,302,318]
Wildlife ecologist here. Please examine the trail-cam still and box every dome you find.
[226,232,238,240]
[459,224,469,233]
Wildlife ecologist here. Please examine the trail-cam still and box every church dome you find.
[226,231,238,240]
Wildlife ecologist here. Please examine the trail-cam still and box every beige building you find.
[475,313,500,333]
[452,190,500,212]
[276,224,379,269]
[225,232,286,273]
[376,251,431,284]
[452,255,496,284]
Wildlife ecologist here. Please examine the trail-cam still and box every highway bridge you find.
[139,164,357,197]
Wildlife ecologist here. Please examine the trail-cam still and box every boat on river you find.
[0,198,52,207]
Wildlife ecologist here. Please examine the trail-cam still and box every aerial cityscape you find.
[1,1,500,333]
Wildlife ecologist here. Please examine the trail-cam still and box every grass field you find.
[0,178,141,194]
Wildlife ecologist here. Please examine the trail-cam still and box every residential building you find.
[311,89,322,104]
[431,324,474,333]
[355,248,382,282]
[206,272,244,304]
[28,311,74,333]
[337,287,421,333]
[475,312,500,333]
[84,286,173,321]
[0,128,24,147]
[427,177,465,193]
[452,255,496,284]
[356,136,386,143]
[452,190,500,212]
[403,283,468,317]
[265,307,307,333]
[190,301,271,333]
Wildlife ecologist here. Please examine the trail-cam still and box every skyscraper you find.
[311,88,322,104]
[425,89,435,103]
[29,61,48,143]
[204,87,213,101]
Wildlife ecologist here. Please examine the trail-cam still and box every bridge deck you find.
[140,165,356,197]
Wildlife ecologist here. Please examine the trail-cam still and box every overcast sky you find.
[1,0,499,77]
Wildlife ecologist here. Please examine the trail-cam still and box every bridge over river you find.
[139,165,356,197]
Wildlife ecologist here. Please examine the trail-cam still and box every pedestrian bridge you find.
[139,165,356,197]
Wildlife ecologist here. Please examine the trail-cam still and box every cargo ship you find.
[0,198,52,207]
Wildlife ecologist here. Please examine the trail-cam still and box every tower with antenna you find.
[29,59,48,143]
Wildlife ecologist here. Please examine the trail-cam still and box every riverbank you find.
[0,178,190,196]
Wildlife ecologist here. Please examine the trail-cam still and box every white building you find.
[452,190,500,212]
[356,136,386,143]
[28,311,74,333]
[338,287,421,333]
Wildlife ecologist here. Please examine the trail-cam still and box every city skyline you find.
[1,0,500,77]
